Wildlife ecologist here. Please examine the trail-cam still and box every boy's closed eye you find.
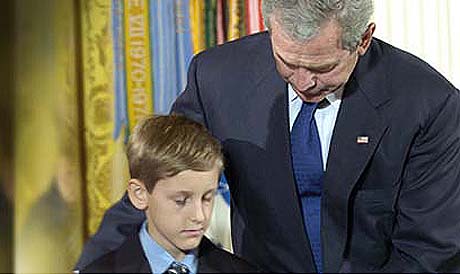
[174,196,189,206]
[202,191,217,203]
[171,188,217,207]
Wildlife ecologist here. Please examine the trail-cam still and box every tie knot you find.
[164,262,190,274]
[304,102,318,109]
[299,102,318,122]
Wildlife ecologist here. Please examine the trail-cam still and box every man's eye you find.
[317,69,332,74]
[314,65,336,73]
[283,61,297,70]
[277,55,296,70]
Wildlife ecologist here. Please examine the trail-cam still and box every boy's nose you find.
[190,202,206,223]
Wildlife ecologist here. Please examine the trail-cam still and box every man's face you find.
[146,167,219,260]
[270,18,360,103]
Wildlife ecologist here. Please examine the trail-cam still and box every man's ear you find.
[127,179,149,210]
[357,23,376,56]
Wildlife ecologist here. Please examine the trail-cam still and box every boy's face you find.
[130,166,220,260]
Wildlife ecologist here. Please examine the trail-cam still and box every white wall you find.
[373,0,459,88]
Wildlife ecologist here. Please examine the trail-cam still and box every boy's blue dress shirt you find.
[139,221,198,274]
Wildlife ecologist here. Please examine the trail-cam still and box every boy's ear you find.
[127,179,149,210]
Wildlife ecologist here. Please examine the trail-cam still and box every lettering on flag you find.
[124,0,153,132]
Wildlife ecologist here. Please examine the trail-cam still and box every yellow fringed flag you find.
[80,0,121,235]
[227,0,242,41]
[190,0,206,54]
[124,0,154,131]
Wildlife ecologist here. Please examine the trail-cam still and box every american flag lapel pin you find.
[356,136,369,144]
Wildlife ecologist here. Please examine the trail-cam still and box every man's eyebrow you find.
[307,62,338,71]
[276,52,338,71]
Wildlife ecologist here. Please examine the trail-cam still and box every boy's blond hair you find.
[127,115,223,192]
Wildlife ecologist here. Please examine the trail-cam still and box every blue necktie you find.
[163,262,190,274]
[291,102,324,273]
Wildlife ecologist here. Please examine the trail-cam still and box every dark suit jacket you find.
[77,32,460,273]
[81,235,257,273]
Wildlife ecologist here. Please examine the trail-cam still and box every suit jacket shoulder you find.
[191,31,274,90]
[196,31,271,61]
[353,37,458,108]
[79,234,150,273]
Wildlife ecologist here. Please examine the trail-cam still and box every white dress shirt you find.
[288,84,343,171]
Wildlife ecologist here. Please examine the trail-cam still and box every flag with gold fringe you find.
[124,0,154,128]
[190,0,206,54]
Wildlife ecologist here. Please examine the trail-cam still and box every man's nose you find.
[290,67,316,91]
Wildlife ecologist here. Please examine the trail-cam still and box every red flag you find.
[245,0,264,35]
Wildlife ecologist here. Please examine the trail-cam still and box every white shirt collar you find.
[288,84,343,109]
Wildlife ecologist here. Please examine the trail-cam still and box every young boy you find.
[81,115,257,273]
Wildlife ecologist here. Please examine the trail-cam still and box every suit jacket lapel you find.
[322,40,391,273]
[253,50,316,270]
[196,237,220,273]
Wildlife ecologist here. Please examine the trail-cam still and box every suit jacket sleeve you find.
[382,90,460,272]
[75,193,145,270]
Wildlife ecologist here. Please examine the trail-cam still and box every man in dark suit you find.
[77,0,460,272]
[79,115,256,273]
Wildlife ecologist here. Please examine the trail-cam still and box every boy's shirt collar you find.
[139,221,198,274]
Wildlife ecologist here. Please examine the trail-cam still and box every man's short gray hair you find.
[262,0,374,51]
